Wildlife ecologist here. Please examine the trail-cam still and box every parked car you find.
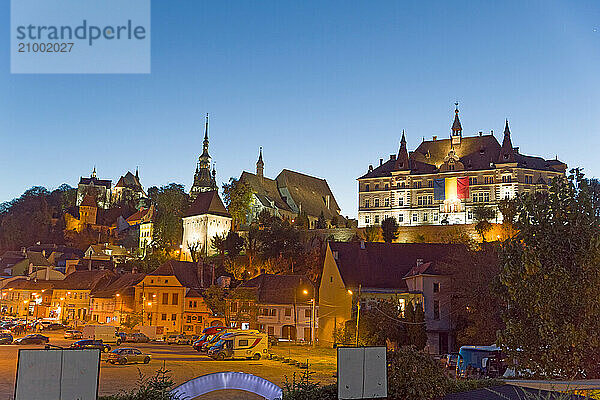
[13,334,49,345]
[71,339,111,352]
[167,334,193,345]
[0,333,13,344]
[126,333,150,343]
[116,332,127,341]
[64,330,83,339]
[44,323,65,331]
[107,348,151,365]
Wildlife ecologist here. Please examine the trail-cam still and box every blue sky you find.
[1,1,599,218]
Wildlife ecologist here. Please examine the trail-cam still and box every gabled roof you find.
[115,171,143,191]
[236,274,316,304]
[53,270,118,290]
[276,169,341,218]
[25,252,51,267]
[329,242,461,290]
[126,208,150,224]
[80,194,98,207]
[148,260,202,289]
[4,278,56,291]
[240,171,292,212]
[404,261,437,277]
[184,190,231,218]
[91,272,146,298]
[79,177,111,189]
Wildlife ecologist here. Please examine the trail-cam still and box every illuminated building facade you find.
[357,106,567,227]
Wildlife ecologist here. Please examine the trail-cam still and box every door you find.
[439,332,448,354]
[281,325,296,341]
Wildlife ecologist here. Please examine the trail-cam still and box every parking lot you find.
[0,332,337,399]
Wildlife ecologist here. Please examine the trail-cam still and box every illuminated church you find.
[190,113,218,201]
[357,105,567,227]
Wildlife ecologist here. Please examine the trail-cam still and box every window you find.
[374,215,379,224]
[186,315,191,323]
[365,215,370,225]
[384,198,390,207]
[365,184,370,192]
[269,308,276,317]
[467,210,473,219]
[398,197,404,206]
[230,303,237,313]
[161,314,167,321]
[239,339,249,346]
[502,175,512,183]
[172,314,177,321]
[384,183,389,189]
[304,309,311,318]
[412,214,418,222]
[414,181,422,189]
[285,308,291,317]
[423,213,428,222]
[427,180,433,188]
[469,177,478,185]
[162,293,168,305]
[172,293,178,305]
[473,192,490,203]
[433,300,440,320]
[268,326,274,335]
[525,175,533,184]
[398,214,404,222]
[365,199,370,208]
[375,183,380,190]
[418,196,423,206]
[433,283,440,293]
[374,198,379,207]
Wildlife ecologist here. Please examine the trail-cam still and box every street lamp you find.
[300,281,317,348]
[116,293,123,326]
[23,300,30,333]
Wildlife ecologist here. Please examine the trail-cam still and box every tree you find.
[224,231,244,259]
[404,301,427,351]
[315,211,327,229]
[381,216,399,243]
[363,225,380,242]
[202,285,228,319]
[150,184,189,254]
[472,205,495,242]
[222,178,253,230]
[438,244,504,347]
[498,170,600,378]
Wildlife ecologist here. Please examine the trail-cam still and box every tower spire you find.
[91,166,97,179]
[451,102,462,136]
[395,130,410,170]
[256,147,264,179]
[498,118,516,163]
[202,113,210,156]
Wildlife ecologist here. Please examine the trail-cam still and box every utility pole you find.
[355,284,361,347]
[311,297,316,348]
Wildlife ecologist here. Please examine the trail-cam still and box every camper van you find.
[456,345,506,378]
[82,325,122,345]
[207,332,268,361]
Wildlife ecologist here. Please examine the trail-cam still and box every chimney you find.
[491,129,494,135]
[390,154,396,160]
[368,165,373,172]
[45,266,50,281]
[432,136,437,141]
[42,250,46,257]
[325,195,330,209]
[28,263,33,275]
[479,131,483,136]
[88,258,92,271]
[379,158,383,166]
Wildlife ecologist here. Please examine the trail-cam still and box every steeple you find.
[451,102,462,136]
[497,119,516,163]
[135,166,139,179]
[256,147,264,179]
[395,130,410,170]
[190,113,218,200]
[91,166,97,179]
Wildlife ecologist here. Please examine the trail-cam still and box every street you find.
[0,332,337,399]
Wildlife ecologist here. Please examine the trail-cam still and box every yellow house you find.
[134,260,221,335]
[90,272,146,325]
[319,241,457,353]
[1,279,55,319]
[51,270,118,325]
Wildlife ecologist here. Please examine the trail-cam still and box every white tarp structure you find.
[337,346,387,399]
[171,371,282,400]
[14,348,100,400]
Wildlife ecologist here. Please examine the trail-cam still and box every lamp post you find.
[23,300,30,333]
[302,279,317,348]
[355,284,362,347]
[116,293,123,326]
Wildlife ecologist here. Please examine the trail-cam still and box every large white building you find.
[181,191,232,259]
[357,107,567,227]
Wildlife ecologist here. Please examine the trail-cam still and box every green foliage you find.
[444,378,504,395]
[363,225,380,242]
[472,205,496,241]
[224,231,244,259]
[121,312,143,329]
[334,299,427,349]
[386,347,449,400]
[316,211,327,229]
[98,368,181,400]
[282,367,337,400]
[438,244,504,347]
[294,212,310,229]
[381,216,399,243]
[202,285,228,317]
[150,184,189,253]
[257,216,303,261]
[222,177,253,230]
[498,169,600,379]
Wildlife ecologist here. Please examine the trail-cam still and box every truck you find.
[207,332,268,361]
[140,325,165,342]
[456,345,507,378]
[82,325,122,345]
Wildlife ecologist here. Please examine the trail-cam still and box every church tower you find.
[190,113,218,200]
[451,102,462,146]
[256,147,264,179]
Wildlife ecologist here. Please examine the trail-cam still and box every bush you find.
[282,368,337,400]
[387,347,448,400]
[99,368,181,400]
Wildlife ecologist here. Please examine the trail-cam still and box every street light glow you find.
[347,290,353,295]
